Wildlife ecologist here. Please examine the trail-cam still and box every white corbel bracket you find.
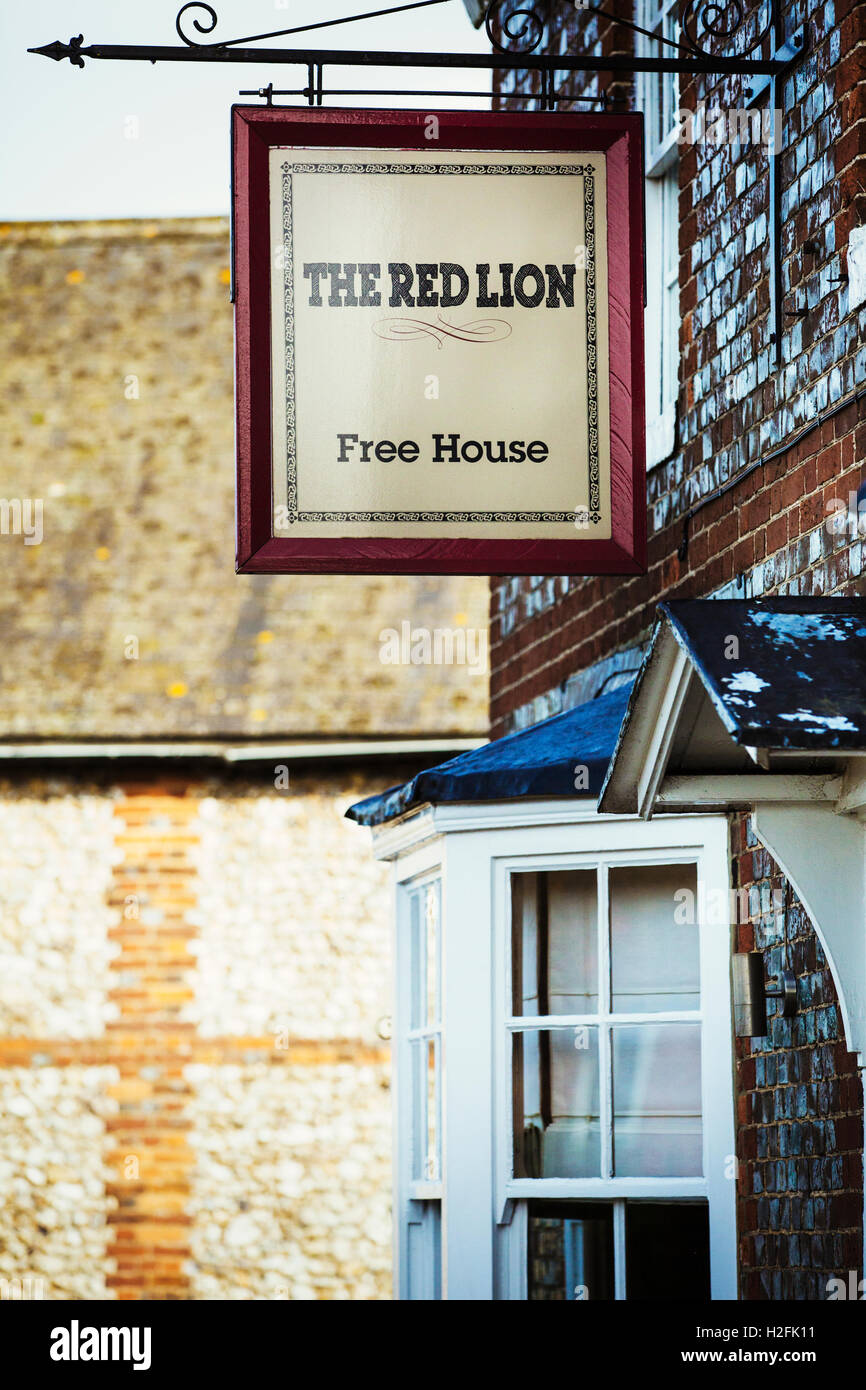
[752,801,866,1065]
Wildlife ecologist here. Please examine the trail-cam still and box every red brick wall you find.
[492,400,865,731]
[493,0,866,1301]
[490,0,866,737]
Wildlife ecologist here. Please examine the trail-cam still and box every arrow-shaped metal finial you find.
[27,36,85,67]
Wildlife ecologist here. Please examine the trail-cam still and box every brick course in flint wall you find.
[493,0,866,1300]
[105,783,201,1299]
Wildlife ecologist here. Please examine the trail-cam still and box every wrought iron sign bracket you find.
[29,2,807,84]
[30,2,811,366]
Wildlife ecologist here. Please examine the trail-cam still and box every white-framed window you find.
[408,877,441,1184]
[374,804,737,1301]
[640,0,681,466]
[497,844,730,1299]
[394,865,443,1300]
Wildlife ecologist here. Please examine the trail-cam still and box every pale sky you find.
[3,0,490,220]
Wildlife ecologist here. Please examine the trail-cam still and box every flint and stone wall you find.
[0,770,395,1301]
[0,213,489,1302]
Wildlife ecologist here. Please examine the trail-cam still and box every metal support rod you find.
[184,0,453,47]
[239,86,609,102]
[745,22,807,367]
[30,2,812,371]
[769,0,786,367]
[769,97,782,360]
[29,39,793,78]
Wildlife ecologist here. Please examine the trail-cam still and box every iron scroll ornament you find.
[484,2,546,55]
[175,0,452,49]
[176,3,221,45]
[29,1,804,78]
[484,0,777,59]
[680,0,774,57]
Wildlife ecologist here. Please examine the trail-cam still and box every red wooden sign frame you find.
[233,106,645,575]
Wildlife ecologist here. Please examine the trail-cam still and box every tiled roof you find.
[347,682,633,824]
[0,220,488,739]
[660,598,866,749]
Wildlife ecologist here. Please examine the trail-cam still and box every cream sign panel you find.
[269,146,611,540]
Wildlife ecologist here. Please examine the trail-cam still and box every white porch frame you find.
[599,620,866,1065]
[372,801,737,1300]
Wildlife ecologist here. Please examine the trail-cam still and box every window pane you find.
[410,1038,423,1178]
[409,889,423,1031]
[411,1037,440,1181]
[663,13,678,138]
[652,26,664,149]
[609,863,700,1012]
[409,879,439,1030]
[511,870,598,1016]
[513,1028,600,1178]
[526,1201,709,1302]
[626,1203,710,1300]
[426,1038,439,1180]
[662,169,680,406]
[612,1024,702,1176]
[425,880,439,1028]
[528,1203,614,1301]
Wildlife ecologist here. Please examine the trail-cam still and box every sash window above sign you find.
[233,109,646,575]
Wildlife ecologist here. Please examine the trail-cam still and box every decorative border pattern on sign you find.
[583,170,600,523]
[279,161,601,525]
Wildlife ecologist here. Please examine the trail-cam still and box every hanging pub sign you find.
[233,107,645,574]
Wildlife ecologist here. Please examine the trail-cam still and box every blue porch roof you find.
[346,682,633,827]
